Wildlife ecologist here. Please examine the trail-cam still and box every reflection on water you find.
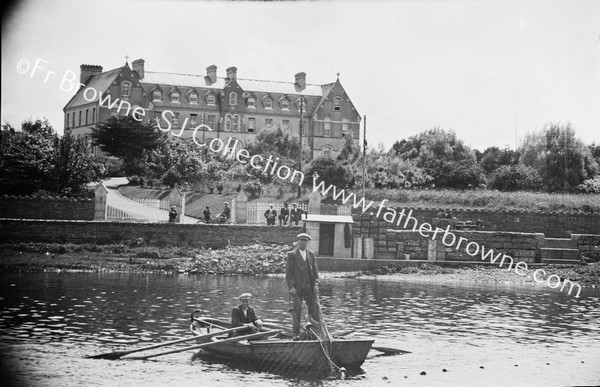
[1,271,599,386]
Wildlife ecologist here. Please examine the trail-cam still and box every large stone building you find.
[64,59,361,159]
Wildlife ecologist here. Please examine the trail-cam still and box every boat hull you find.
[199,337,373,372]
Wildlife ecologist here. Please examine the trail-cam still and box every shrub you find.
[244,179,263,197]
[488,165,543,191]
[575,176,600,193]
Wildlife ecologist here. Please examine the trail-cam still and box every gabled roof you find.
[64,67,123,110]
[141,71,323,97]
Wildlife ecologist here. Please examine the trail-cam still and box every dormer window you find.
[171,91,180,103]
[152,89,162,101]
[280,98,290,110]
[334,97,342,111]
[206,94,216,105]
[264,97,273,109]
[189,92,198,104]
[121,81,131,98]
[229,92,238,106]
[247,96,256,108]
[296,97,307,112]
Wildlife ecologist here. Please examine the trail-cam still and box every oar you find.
[86,325,249,360]
[128,329,281,360]
[371,346,411,355]
[194,317,290,333]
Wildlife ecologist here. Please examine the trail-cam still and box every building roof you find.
[64,67,123,109]
[141,71,324,97]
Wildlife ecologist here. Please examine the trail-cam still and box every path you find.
[103,177,200,224]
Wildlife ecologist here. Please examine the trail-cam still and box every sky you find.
[2,0,599,152]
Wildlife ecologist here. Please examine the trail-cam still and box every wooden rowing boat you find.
[192,317,374,373]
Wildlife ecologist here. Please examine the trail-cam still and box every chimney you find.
[295,72,306,90]
[206,65,217,84]
[226,66,237,81]
[132,58,145,79]
[80,64,103,85]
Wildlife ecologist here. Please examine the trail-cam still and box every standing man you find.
[289,203,302,226]
[231,293,263,336]
[203,206,211,223]
[168,206,178,223]
[264,205,277,226]
[285,233,320,339]
[279,203,290,226]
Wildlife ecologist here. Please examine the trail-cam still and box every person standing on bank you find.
[203,206,211,223]
[279,203,290,226]
[285,233,320,339]
[289,203,302,226]
[168,206,178,223]
[231,293,263,336]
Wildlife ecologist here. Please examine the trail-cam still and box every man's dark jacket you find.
[231,305,259,327]
[285,248,319,290]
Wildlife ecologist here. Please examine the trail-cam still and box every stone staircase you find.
[541,237,580,264]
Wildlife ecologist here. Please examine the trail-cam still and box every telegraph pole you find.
[362,115,367,199]
[297,98,304,198]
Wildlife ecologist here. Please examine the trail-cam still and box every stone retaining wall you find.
[0,196,95,220]
[0,219,301,248]
[573,234,600,261]
[351,207,599,238]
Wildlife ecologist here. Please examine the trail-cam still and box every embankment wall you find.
[0,196,95,220]
[0,219,300,248]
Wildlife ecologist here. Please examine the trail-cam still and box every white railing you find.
[107,205,137,219]
[129,198,170,211]
[246,202,308,224]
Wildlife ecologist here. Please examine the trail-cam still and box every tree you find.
[519,124,599,191]
[391,128,479,188]
[479,146,519,174]
[92,115,161,166]
[0,118,97,196]
[488,164,542,191]
[305,156,352,190]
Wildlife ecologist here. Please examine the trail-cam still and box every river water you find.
[0,271,599,386]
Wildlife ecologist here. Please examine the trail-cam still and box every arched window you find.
[189,92,198,104]
[280,98,290,110]
[232,115,240,131]
[324,117,331,137]
[229,92,237,106]
[263,97,273,109]
[171,91,180,103]
[121,81,131,98]
[224,114,232,131]
[334,97,342,111]
[152,89,162,101]
[247,95,256,108]
[323,145,332,158]
[206,93,216,105]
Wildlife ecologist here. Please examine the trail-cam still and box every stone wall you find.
[353,213,597,263]
[573,234,600,261]
[389,230,544,263]
[0,196,95,221]
[351,207,599,238]
[0,219,301,248]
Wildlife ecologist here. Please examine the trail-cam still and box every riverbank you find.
[1,242,599,288]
